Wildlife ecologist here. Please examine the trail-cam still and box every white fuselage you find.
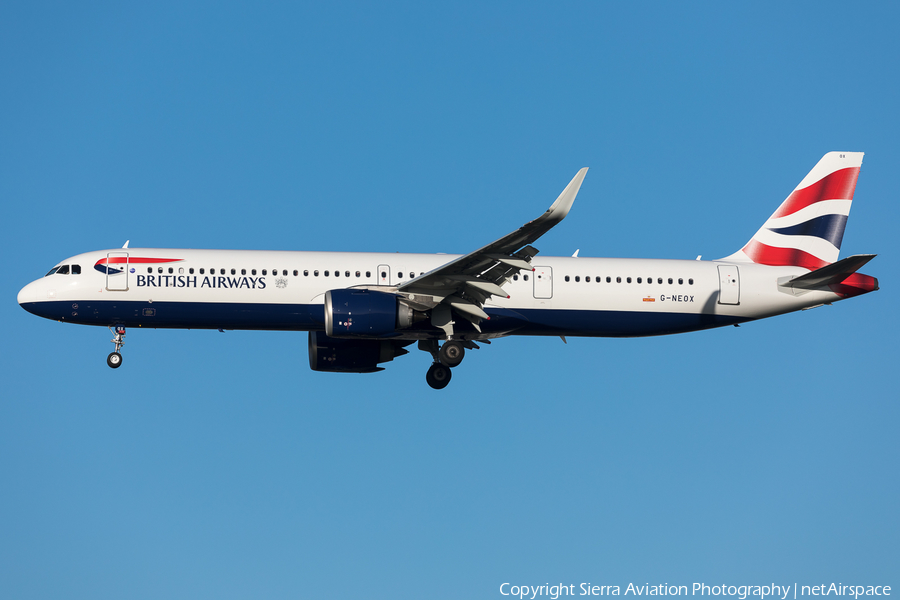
[18,248,843,339]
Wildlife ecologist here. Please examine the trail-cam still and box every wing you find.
[397,168,588,335]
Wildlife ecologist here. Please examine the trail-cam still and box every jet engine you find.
[324,288,425,338]
[308,331,409,373]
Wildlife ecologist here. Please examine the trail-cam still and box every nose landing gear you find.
[107,325,125,369]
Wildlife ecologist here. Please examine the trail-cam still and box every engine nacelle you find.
[324,288,423,338]
[308,331,408,373]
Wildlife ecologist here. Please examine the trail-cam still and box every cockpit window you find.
[56,265,70,275]
[71,264,81,275]
[45,266,60,277]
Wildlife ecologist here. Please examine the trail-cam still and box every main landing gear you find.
[439,341,465,367]
[426,363,452,389]
[421,340,468,389]
[107,325,125,369]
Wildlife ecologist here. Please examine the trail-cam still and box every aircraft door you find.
[377,264,391,286]
[106,252,129,291]
[533,266,553,299]
[717,265,740,305]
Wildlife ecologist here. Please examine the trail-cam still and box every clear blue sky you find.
[2,2,897,599]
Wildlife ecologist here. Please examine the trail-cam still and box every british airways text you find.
[136,275,267,289]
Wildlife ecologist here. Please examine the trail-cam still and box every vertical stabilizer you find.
[722,152,863,270]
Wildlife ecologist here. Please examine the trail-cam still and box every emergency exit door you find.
[533,266,553,299]
[717,265,740,305]
[106,252,129,291]
[377,264,391,286]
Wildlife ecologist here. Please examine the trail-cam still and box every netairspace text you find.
[498,583,892,600]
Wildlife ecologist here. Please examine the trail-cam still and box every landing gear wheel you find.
[108,325,126,368]
[107,352,123,369]
[426,363,452,389]
[439,341,465,367]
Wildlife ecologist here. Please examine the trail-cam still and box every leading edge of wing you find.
[398,168,588,297]
[471,166,589,260]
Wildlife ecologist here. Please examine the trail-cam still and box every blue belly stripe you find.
[20,300,749,338]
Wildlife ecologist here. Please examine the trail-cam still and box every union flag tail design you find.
[722,152,863,270]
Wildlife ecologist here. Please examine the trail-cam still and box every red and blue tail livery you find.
[19,153,878,389]
[725,152,862,270]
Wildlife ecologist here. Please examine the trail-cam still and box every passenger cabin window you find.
[689,278,694,285]
[252,269,257,275]
[200,268,205,274]
[355,271,360,278]
[626,277,632,283]
[679,278,684,285]
[345,271,350,277]
[366,271,371,278]
[668,278,673,284]
[325,270,330,277]
[637,277,642,283]
[262,269,267,275]
[657,278,662,284]
[293,270,299,276]
[334,270,340,277]
[147,267,153,274]
[304,270,308,276]
[523,274,529,281]
[241,269,246,275]
[189,268,194,274]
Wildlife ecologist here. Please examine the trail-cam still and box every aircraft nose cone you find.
[17,280,44,313]
[18,282,32,305]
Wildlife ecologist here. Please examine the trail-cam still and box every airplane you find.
[18,152,878,389]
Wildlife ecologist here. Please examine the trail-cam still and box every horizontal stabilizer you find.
[785,254,877,290]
